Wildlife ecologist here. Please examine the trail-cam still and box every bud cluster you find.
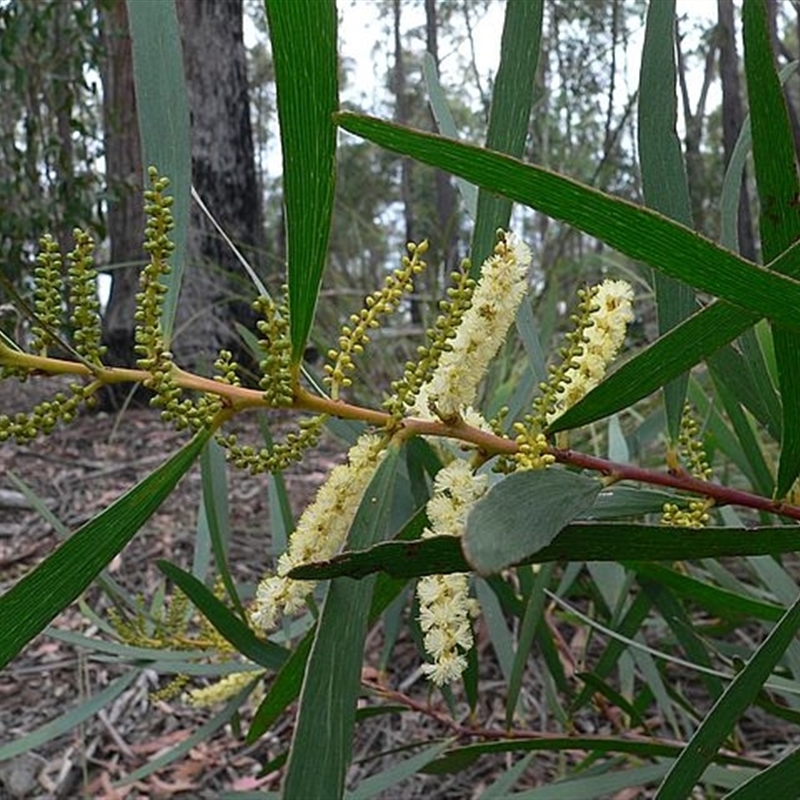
[325,240,427,400]
[30,234,65,356]
[254,294,294,407]
[67,230,106,365]
[662,403,714,528]
[219,413,325,475]
[385,264,475,419]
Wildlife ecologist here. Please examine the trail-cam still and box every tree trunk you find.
[100,0,145,371]
[173,0,264,369]
[101,0,263,377]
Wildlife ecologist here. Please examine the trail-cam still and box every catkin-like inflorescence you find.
[409,231,531,423]
[30,234,65,356]
[184,667,265,708]
[385,265,475,419]
[542,279,634,424]
[325,241,427,400]
[416,459,488,685]
[67,229,106,365]
[514,280,633,470]
[661,403,714,528]
[254,294,294,407]
[250,432,385,632]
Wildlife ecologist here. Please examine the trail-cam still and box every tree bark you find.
[101,0,263,377]
[174,0,264,368]
[100,0,145,370]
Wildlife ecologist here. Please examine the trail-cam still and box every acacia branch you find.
[4,346,800,522]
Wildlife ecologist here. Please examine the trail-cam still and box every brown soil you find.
[0,378,521,798]
[0,375,347,798]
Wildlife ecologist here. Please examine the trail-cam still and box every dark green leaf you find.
[0,429,209,671]
[657,593,800,798]
[265,0,338,362]
[282,445,400,799]
[723,744,800,799]
[638,0,695,437]
[336,112,800,328]
[158,561,287,672]
[246,630,314,743]
[288,524,800,582]
[422,735,755,776]
[743,0,800,496]
[471,0,542,269]
[200,440,244,616]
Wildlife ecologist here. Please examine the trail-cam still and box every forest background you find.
[4,0,800,798]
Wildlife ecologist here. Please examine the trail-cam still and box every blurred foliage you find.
[0,0,105,299]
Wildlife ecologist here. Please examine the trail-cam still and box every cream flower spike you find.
[547,278,634,423]
[416,459,488,686]
[413,231,531,421]
[250,432,384,632]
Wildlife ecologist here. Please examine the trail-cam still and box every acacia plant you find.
[4,0,800,797]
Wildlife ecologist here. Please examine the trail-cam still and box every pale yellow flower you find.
[547,279,634,423]
[413,231,531,421]
[416,459,487,686]
[250,433,384,632]
[185,667,265,708]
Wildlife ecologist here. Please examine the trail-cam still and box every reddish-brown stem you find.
[553,448,800,521]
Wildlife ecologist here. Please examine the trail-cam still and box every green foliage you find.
[5,1,800,798]
[0,0,104,295]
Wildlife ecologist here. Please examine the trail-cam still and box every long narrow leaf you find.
[0,429,210,671]
[288,524,800,582]
[336,112,800,329]
[724,745,800,799]
[742,0,800,496]
[158,561,287,672]
[126,0,191,341]
[282,445,400,799]
[423,53,477,218]
[0,670,138,760]
[265,0,338,362]
[657,593,800,798]
[638,0,695,437]
[471,0,542,269]
[199,439,243,616]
